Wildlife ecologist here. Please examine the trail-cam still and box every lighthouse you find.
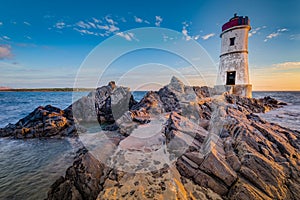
[218,14,252,97]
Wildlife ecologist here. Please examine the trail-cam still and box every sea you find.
[0,91,299,199]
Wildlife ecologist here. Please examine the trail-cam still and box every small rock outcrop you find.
[0,105,76,138]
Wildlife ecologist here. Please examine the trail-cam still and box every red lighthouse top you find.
[222,14,250,32]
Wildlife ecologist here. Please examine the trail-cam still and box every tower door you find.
[226,71,236,85]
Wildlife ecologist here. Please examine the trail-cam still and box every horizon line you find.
[0,87,299,92]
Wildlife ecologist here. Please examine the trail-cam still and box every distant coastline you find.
[0,88,299,92]
[0,88,94,92]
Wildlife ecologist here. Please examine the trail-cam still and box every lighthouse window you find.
[230,37,235,46]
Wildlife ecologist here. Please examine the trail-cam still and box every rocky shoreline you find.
[1,77,299,200]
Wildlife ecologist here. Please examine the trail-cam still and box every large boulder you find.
[65,90,97,123]
[94,81,137,125]
[66,81,138,127]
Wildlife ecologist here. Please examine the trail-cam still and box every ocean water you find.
[0,91,299,199]
[0,138,78,200]
[253,91,300,131]
[0,91,146,200]
[0,91,146,128]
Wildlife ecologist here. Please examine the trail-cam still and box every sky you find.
[0,0,299,90]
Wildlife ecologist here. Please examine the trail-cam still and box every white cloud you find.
[97,24,109,30]
[272,61,300,70]
[54,22,65,29]
[182,28,192,41]
[105,16,117,25]
[24,21,31,26]
[76,21,91,29]
[0,45,12,59]
[264,28,288,42]
[182,21,191,27]
[266,32,279,39]
[100,16,120,34]
[201,33,215,40]
[92,17,102,23]
[88,22,96,29]
[72,17,120,37]
[133,16,151,24]
[248,26,266,37]
[73,28,97,36]
[52,16,125,38]
[134,16,143,23]
[181,23,200,41]
[108,24,119,32]
[155,16,163,27]
[193,35,200,40]
[116,32,136,41]
[2,36,10,40]
[290,34,300,40]
[278,28,288,32]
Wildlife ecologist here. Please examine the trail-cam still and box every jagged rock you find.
[130,108,151,124]
[221,95,300,199]
[184,151,205,166]
[193,86,212,99]
[228,178,273,200]
[157,86,181,113]
[158,76,202,120]
[168,76,185,93]
[165,111,208,144]
[193,169,228,196]
[224,140,241,171]
[176,157,198,178]
[47,148,105,200]
[200,148,237,187]
[225,94,286,113]
[239,154,288,199]
[131,91,165,115]
[65,90,98,123]
[94,81,137,125]
[0,105,76,138]
[163,111,208,159]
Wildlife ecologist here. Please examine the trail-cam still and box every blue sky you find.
[0,0,299,90]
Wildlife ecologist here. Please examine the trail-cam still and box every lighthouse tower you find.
[218,14,252,97]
